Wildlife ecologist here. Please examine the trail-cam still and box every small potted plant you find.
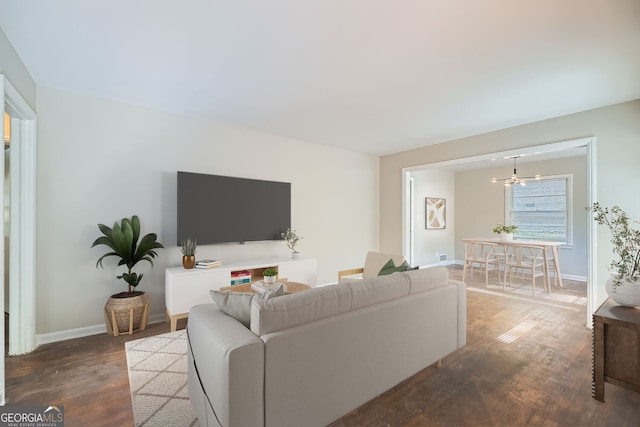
[588,203,640,307]
[92,215,164,335]
[263,268,278,284]
[493,224,518,241]
[181,238,197,269]
[281,228,302,259]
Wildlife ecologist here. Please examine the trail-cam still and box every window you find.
[505,174,572,244]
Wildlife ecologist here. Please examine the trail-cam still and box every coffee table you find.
[219,281,311,294]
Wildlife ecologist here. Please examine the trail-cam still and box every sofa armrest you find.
[187,304,265,427]
[338,267,364,282]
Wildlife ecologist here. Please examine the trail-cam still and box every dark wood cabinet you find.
[592,298,640,401]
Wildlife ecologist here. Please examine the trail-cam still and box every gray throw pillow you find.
[210,283,284,327]
[209,291,255,327]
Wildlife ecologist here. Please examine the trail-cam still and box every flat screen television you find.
[177,171,291,245]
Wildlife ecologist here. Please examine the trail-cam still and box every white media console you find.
[165,257,317,331]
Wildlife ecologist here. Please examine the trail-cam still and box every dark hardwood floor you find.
[5,269,640,426]
[5,318,184,427]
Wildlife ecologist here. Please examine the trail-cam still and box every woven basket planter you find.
[104,291,150,336]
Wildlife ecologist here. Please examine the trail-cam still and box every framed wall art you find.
[425,197,446,229]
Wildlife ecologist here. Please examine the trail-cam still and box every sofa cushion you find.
[346,273,411,310]
[251,284,352,336]
[404,266,449,294]
[211,284,284,328]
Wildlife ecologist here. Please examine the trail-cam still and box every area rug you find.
[125,330,200,426]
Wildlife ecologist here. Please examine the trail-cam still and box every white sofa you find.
[187,266,466,427]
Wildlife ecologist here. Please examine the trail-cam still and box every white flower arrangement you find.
[281,228,302,253]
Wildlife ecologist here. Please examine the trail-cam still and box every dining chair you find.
[505,245,547,295]
[493,244,511,284]
[462,242,501,288]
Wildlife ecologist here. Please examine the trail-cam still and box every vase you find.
[605,275,640,308]
[264,276,277,284]
[182,255,195,269]
[500,233,514,242]
[292,252,300,260]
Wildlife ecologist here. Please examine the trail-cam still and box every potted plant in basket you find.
[92,215,164,335]
[263,268,278,284]
[281,228,302,259]
[181,238,197,269]
[493,224,518,241]
[588,203,640,307]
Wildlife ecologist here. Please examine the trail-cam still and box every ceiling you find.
[1,1,639,156]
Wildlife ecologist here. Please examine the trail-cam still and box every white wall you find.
[455,155,588,278]
[35,86,379,335]
[410,168,455,266]
[380,99,640,311]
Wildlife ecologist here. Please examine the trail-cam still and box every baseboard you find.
[561,273,587,282]
[419,260,458,269]
[35,313,166,346]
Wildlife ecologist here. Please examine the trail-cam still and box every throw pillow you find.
[210,283,285,327]
[378,259,412,276]
[209,291,255,328]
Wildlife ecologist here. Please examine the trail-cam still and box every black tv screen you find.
[177,172,291,245]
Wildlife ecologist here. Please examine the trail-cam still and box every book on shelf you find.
[230,270,251,285]
[195,259,222,269]
[196,259,221,265]
[195,264,222,269]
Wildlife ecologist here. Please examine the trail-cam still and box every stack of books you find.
[195,259,223,269]
[251,280,286,294]
[230,270,252,285]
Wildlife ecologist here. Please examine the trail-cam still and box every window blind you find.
[508,177,569,242]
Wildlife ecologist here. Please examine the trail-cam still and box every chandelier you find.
[491,156,540,187]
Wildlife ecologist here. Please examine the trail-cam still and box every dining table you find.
[462,237,564,292]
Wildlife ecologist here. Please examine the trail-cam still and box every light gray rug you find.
[125,329,200,426]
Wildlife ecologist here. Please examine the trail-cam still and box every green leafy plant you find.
[180,238,197,256]
[492,224,518,234]
[263,268,278,277]
[92,215,164,294]
[588,203,640,287]
[281,228,302,253]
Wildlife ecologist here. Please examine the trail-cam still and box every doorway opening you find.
[1,75,37,406]
[402,137,596,328]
